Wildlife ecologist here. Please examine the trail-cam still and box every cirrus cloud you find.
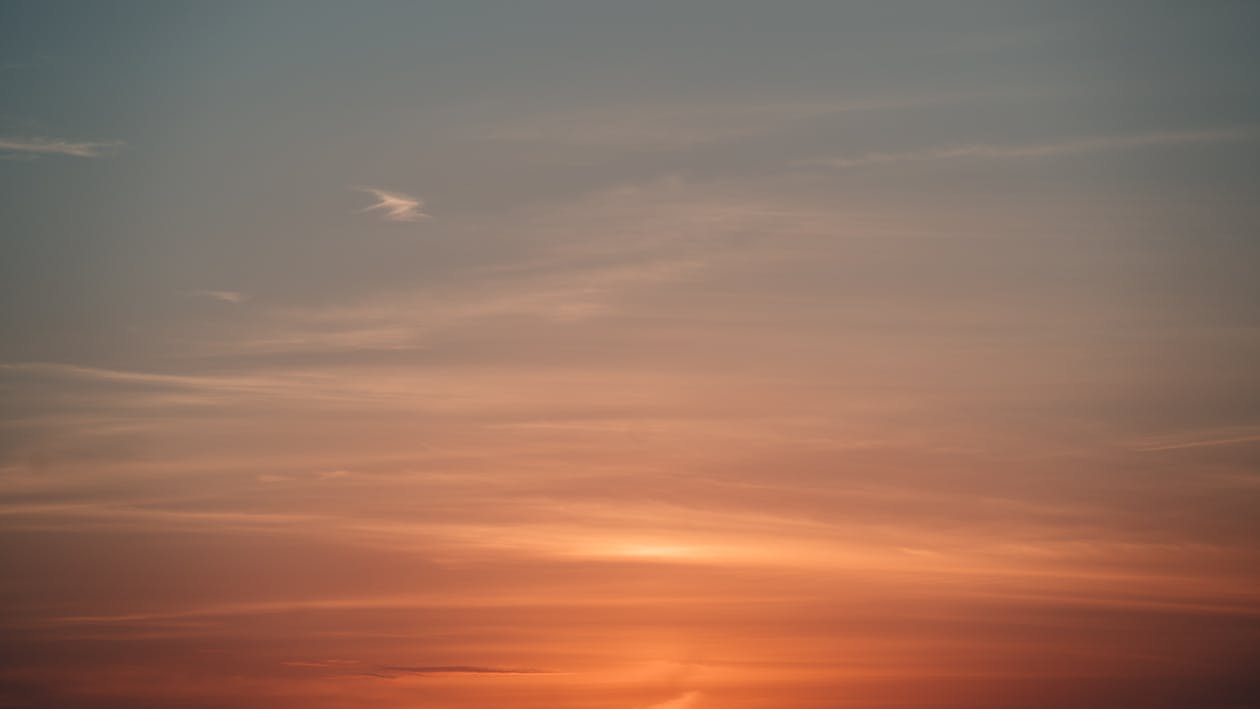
[352,186,430,223]
[798,128,1256,169]
[646,691,702,709]
[0,136,123,158]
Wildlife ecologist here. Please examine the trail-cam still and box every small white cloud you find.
[352,186,430,223]
[0,136,122,158]
[646,692,702,709]
[190,290,250,304]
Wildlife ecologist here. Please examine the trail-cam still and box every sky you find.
[1,2,1259,707]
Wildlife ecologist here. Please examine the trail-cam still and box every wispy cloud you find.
[647,691,702,709]
[220,180,778,355]
[381,665,553,675]
[800,128,1256,169]
[0,136,123,158]
[189,289,250,304]
[281,659,361,668]
[352,186,429,222]
[467,93,974,150]
[1133,426,1260,452]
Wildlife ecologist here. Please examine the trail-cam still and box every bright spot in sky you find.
[613,543,704,559]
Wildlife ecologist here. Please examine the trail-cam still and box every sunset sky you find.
[2,2,1259,707]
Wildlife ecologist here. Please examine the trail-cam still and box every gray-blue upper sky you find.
[3,1,1257,367]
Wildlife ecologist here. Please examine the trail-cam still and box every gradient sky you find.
[2,2,1259,708]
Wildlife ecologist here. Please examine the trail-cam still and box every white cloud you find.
[646,691,702,709]
[353,186,430,222]
[801,128,1256,169]
[0,136,122,158]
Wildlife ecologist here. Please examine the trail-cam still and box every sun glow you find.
[609,542,706,560]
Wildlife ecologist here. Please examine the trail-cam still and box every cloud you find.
[1132,426,1260,452]
[800,128,1256,169]
[381,665,552,675]
[281,659,360,668]
[646,691,702,709]
[0,361,291,395]
[464,92,994,150]
[474,97,928,149]
[189,290,249,304]
[352,186,429,222]
[226,178,804,355]
[0,137,122,158]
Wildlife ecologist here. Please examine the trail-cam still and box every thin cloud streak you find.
[800,128,1257,168]
[382,665,554,675]
[469,93,960,149]
[223,179,813,356]
[0,136,123,158]
[1133,426,1260,452]
[352,186,430,222]
[647,691,702,709]
[189,289,250,304]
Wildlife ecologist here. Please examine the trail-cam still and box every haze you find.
[2,2,1259,708]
